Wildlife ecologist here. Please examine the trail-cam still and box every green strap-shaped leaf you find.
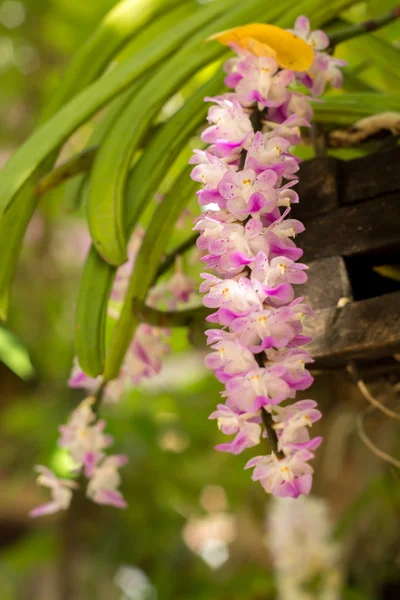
[42,0,183,120]
[338,30,400,89]
[76,73,223,375]
[125,72,225,232]
[86,0,240,265]
[0,327,35,380]
[75,248,115,377]
[314,93,400,124]
[64,87,138,212]
[0,0,236,216]
[104,168,198,380]
[0,176,46,320]
[307,0,361,24]
[0,0,187,318]
[63,171,88,214]
[115,0,197,65]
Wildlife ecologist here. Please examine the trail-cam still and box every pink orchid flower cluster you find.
[190,17,345,498]
[30,397,128,517]
[32,226,195,517]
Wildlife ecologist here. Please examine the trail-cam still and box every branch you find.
[35,147,96,197]
[132,298,209,328]
[348,361,400,421]
[153,233,198,285]
[329,7,400,47]
[328,112,400,148]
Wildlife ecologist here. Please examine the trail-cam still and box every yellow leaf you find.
[209,23,314,71]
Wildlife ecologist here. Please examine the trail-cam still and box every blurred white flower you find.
[267,496,343,600]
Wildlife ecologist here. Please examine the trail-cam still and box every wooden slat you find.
[303,256,352,311]
[293,156,339,221]
[340,148,400,206]
[299,193,400,262]
[304,291,400,368]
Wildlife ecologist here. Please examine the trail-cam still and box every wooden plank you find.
[303,256,352,311]
[299,193,400,262]
[340,148,400,206]
[294,156,339,221]
[303,291,400,368]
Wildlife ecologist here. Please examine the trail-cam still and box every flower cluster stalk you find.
[190,17,346,498]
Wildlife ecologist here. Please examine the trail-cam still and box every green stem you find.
[132,299,209,327]
[261,408,285,460]
[153,233,198,284]
[92,381,106,417]
[329,6,400,47]
[35,148,96,197]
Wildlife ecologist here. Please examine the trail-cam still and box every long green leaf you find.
[0,172,51,319]
[86,1,238,265]
[42,0,183,120]
[0,0,186,317]
[0,327,34,380]
[75,248,115,377]
[125,72,225,232]
[64,87,137,212]
[76,73,223,374]
[341,35,400,90]
[88,0,300,265]
[0,0,236,216]
[314,93,400,124]
[104,169,198,380]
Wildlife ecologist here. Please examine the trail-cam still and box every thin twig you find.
[357,407,400,470]
[348,361,400,421]
[329,7,400,47]
[35,147,96,196]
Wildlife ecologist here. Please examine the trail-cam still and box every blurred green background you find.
[0,0,399,599]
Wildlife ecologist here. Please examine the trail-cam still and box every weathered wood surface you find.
[300,193,400,262]
[295,156,339,220]
[303,256,352,311]
[304,291,400,368]
[294,150,400,368]
[293,148,400,220]
[340,147,400,206]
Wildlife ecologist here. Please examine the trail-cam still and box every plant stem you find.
[92,381,106,417]
[35,147,96,197]
[329,7,400,47]
[261,407,285,460]
[153,233,198,284]
[132,299,209,327]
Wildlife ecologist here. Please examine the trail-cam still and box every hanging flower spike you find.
[31,398,128,516]
[192,18,345,498]
[30,466,78,517]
